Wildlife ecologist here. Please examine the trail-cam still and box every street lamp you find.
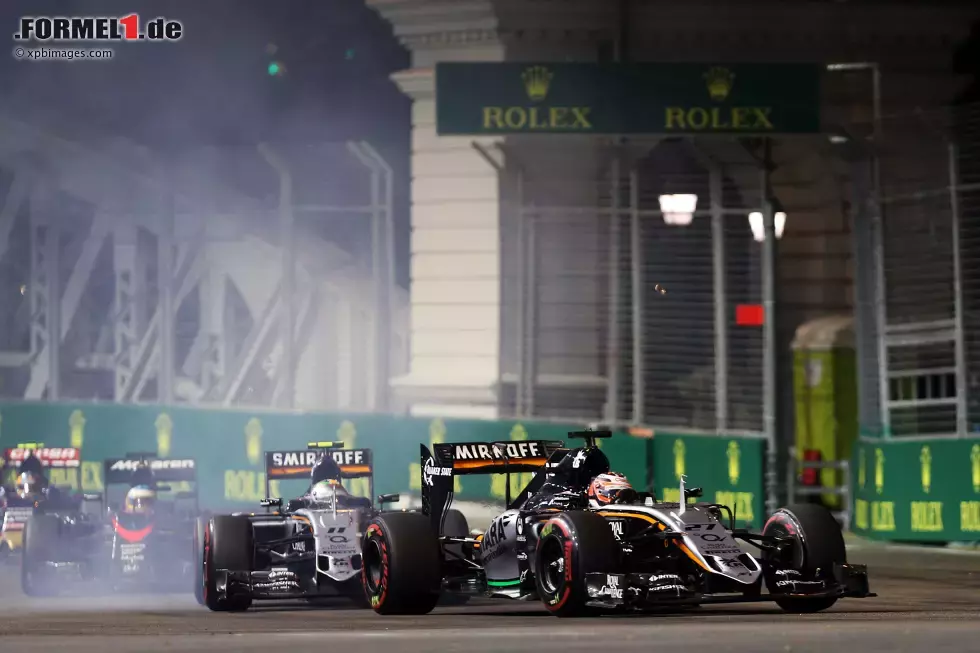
[659,193,697,226]
[748,211,786,242]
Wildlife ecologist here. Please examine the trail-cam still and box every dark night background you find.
[1,0,980,291]
[0,0,412,284]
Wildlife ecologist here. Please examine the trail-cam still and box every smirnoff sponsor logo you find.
[271,450,366,467]
[453,441,543,461]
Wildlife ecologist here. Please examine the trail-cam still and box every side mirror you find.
[377,493,400,506]
[260,498,282,508]
[686,486,703,499]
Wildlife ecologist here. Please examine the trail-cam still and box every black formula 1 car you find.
[198,441,470,611]
[361,430,874,617]
[1,446,82,562]
[21,453,200,596]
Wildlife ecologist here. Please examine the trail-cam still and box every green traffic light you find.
[267,61,282,76]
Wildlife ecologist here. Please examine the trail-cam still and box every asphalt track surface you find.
[1,544,978,653]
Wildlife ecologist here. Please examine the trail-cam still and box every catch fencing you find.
[856,102,980,439]
[492,138,776,439]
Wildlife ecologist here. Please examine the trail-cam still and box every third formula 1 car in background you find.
[21,453,201,595]
[360,430,874,617]
[1,446,82,562]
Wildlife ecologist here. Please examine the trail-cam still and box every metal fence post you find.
[630,167,645,424]
[761,139,778,514]
[527,211,538,417]
[709,163,728,432]
[948,142,967,437]
[869,69,890,439]
[515,169,527,417]
[606,156,622,422]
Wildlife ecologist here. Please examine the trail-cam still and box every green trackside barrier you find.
[0,402,649,512]
[851,438,980,542]
[651,431,766,529]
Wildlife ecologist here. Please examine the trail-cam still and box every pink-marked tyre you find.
[202,515,253,612]
[762,503,846,614]
[533,511,620,617]
[361,512,441,615]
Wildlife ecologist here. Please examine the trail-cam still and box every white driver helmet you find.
[310,479,347,503]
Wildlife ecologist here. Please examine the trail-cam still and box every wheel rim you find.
[765,516,804,570]
[538,536,566,595]
[363,537,385,593]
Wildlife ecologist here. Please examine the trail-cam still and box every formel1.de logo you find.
[14,15,183,42]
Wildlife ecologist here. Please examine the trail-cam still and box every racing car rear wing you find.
[103,456,198,486]
[3,446,81,469]
[420,439,567,536]
[264,446,375,500]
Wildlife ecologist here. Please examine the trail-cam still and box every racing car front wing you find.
[216,561,364,601]
[584,563,874,609]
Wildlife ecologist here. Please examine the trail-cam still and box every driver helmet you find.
[310,453,342,486]
[310,478,348,504]
[124,485,157,514]
[587,472,634,508]
[16,471,41,499]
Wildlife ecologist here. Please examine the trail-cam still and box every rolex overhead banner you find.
[435,62,822,136]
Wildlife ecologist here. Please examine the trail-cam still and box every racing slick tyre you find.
[362,511,441,615]
[534,511,620,618]
[203,515,253,612]
[762,503,846,614]
[21,514,60,597]
[193,515,208,606]
[438,509,471,607]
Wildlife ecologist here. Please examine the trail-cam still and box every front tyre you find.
[21,515,60,597]
[533,511,620,618]
[362,512,441,615]
[763,503,846,614]
[202,516,253,612]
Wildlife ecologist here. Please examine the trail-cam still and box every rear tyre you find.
[21,515,60,597]
[203,515,253,611]
[362,512,441,615]
[763,503,845,614]
[533,511,620,618]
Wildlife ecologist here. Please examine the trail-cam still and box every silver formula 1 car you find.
[361,430,874,617]
[198,441,469,611]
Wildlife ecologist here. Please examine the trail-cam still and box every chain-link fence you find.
[497,138,773,437]
[860,102,979,438]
